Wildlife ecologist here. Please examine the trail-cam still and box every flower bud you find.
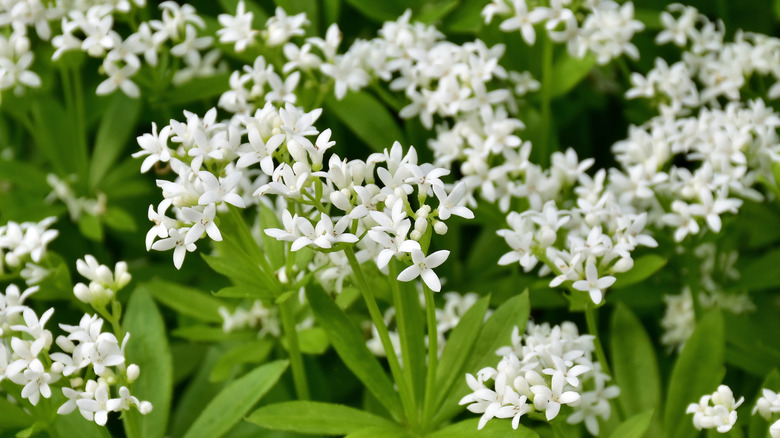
[138,401,153,415]
[126,364,140,383]
[433,221,448,235]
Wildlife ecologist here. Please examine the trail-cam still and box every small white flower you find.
[572,262,615,305]
[396,244,449,292]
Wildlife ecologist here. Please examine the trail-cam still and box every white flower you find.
[396,244,449,292]
[181,204,222,245]
[530,371,581,421]
[151,228,196,269]
[133,122,172,173]
[198,171,246,208]
[572,262,615,305]
[217,0,258,52]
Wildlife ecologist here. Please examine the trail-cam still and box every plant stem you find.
[538,32,555,168]
[421,283,439,431]
[388,260,419,419]
[344,247,415,426]
[279,294,310,400]
[584,305,611,377]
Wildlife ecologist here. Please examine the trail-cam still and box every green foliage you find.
[307,285,403,419]
[123,287,174,438]
[247,401,397,435]
[182,360,288,438]
[665,311,726,438]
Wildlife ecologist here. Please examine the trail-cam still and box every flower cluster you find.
[140,90,473,292]
[686,385,744,433]
[484,0,644,65]
[73,254,132,306]
[219,300,281,338]
[0,28,40,100]
[460,321,618,435]
[754,388,780,438]
[0,283,150,425]
[0,217,58,284]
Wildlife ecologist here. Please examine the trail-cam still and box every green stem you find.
[421,283,439,431]
[344,247,414,425]
[388,261,419,419]
[538,32,555,168]
[584,305,611,377]
[279,294,310,400]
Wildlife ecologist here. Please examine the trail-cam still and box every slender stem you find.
[279,295,310,400]
[538,32,555,168]
[344,247,414,425]
[421,283,439,431]
[388,261,419,419]
[584,305,611,377]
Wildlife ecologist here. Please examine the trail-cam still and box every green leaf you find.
[550,52,597,98]
[90,93,141,189]
[29,96,87,177]
[433,291,530,424]
[182,360,288,438]
[664,310,725,438]
[78,213,104,241]
[442,0,486,33]
[416,0,458,24]
[0,396,34,429]
[0,160,50,194]
[344,426,413,438]
[294,327,330,355]
[340,0,405,22]
[122,287,173,438]
[202,253,276,299]
[145,278,226,323]
[172,325,254,342]
[610,303,661,417]
[210,339,275,382]
[609,410,654,438]
[613,255,667,289]
[101,207,137,232]
[53,412,111,438]
[325,92,406,153]
[258,205,286,270]
[157,73,232,106]
[307,285,403,418]
[432,295,490,412]
[247,401,396,435]
[634,8,663,30]
[213,286,270,299]
[428,418,538,438]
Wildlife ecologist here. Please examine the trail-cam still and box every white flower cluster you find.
[219,300,281,338]
[0,283,150,425]
[0,217,58,285]
[367,291,484,359]
[643,3,780,106]
[754,388,780,438]
[72,254,132,306]
[484,0,644,65]
[686,385,743,433]
[217,2,308,54]
[140,89,473,291]
[0,28,41,101]
[660,244,753,352]
[44,0,223,97]
[460,321,618,435]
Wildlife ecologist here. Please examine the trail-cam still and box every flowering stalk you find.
[278,292,309,400]
[344,247,415,425]
[421,282,439,429]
